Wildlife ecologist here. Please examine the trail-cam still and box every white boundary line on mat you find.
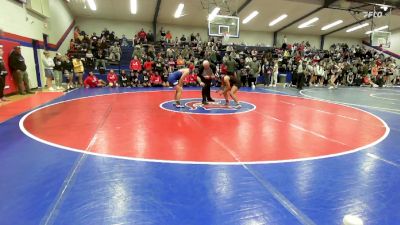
[300,89,400,114]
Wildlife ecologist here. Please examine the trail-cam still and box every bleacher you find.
[81,41,133,81]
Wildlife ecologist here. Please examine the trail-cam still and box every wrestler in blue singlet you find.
[168,70,183,86]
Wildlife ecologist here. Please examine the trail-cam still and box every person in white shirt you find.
[386,62,397,86]
[226,45,234,52]
[42,51,55,91]
[195,33,202,43]
[121,34,129,47]
[271,59,279,87]
[251,49,258,57]
[245,55,252,64]
[315,62,325,86]
[222,53,229,64]
[305,61,313,86]
[329,63,340,89]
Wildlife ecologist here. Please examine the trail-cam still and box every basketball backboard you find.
[208,15,240,38]
[371,31,391,48]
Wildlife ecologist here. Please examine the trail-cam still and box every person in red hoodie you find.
[150,71,163,87]
[107,69,119,87]
[138,28,147,44]
[183,73,190,86]
[84,71,106,88]
[220,63,228,76]
[143,57,154,72]
[187,73,198,86]
[130,55,142,87]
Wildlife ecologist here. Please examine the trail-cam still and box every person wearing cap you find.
[42,51,55,91]
[53,52,64,90]
[167,65,204,108]
[0,45,9,101]
[8,46,33,95]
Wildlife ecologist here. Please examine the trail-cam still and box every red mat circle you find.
[21,91,388,163]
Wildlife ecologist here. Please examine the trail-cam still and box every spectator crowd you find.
[67,26,400,89]
[90,30,400,89]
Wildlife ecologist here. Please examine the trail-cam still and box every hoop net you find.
[223,32,230,44]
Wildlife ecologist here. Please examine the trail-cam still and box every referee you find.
[198,60,217,105]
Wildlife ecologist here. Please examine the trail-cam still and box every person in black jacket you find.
[0,45,9,101]
[198,60,216,105]
[61,55,74,90]
[8,46,32,95]
[95,49,106,71]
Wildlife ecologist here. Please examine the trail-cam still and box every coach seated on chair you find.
[198,60,217,105]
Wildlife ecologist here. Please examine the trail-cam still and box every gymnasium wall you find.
[276,33,321,48]
[324,36,363,50]
[230,30,274,46]
[76,17,152,40]
[0,0,74,89]
[0,0,74,47]
[157,23,208,42]
[387,29,400,55]
[76,18,362,48]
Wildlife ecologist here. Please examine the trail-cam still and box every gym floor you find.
[0,86,399,225]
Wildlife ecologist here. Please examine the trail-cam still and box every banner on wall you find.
[0,40,19,95]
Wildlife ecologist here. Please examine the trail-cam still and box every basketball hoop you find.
[371,31,391,48]
[208,15,239,38]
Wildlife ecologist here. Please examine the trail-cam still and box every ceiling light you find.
[208,7,220,21]
[130,0,137,14]
[298,17,319,29]
[269,14,288,26]
[365,25,389,34]
[174,3,184,18]
[380,5,389,11]
[86,0,96,11]
[321,20,343,30]
[243,11,259,24]
[346,23,369,32]
[374,25,389,31]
